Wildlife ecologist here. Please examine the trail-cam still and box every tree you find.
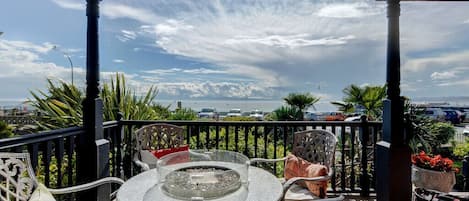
[336,84,386,119]
[330,101,354,113]
[30,73,170,130]
[270,106,302,121]
[283,93,320,120]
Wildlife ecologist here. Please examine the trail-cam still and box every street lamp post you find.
[53,46,74,86]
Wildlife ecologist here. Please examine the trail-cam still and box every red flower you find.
[411,151,455,172]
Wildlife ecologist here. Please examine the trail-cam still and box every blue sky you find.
[2,0,469,109]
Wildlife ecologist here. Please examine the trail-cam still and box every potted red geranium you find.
[411,151,457,193]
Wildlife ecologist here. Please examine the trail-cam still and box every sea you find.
[3,96,469,113]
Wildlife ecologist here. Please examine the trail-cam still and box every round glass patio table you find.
[116,158,282,201]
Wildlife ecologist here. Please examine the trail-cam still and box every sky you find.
[1,0,469,111]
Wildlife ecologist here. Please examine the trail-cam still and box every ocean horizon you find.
[2,96,469,113]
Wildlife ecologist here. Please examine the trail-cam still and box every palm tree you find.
[283,93,320,120]
[330,101,354,113]
[338,84,386,119]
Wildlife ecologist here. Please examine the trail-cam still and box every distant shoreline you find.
[2,96,469,113]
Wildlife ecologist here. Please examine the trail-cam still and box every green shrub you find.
[0,121,14,139]
[409,116,455,154]
[453,139,469,158]
[168,108,197,120]
[189,126,287,177]
[222,116,256,121]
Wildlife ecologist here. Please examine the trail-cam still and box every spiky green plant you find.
[29,79,83,130]
[30,73,169,130]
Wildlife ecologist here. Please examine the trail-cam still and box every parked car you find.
[422,107,446,122]
[344,115,362,122]
[198,108,217,119]
[249,110,264,120]
[443,110,460,124]
[227,109,242,117]
[464,125,469,136]
[324,112,345,121]
[304,112,326,121]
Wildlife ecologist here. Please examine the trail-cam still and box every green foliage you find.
[0,121,14,139]
[30,73,170,130]
[330,101,354,113]
[409,116,455,154]
[101,73,167,121]
[190,126,286,177]
[338,84,386,119]
[428,122,455,145]
[29,79,83,130]
[168,108,197,120]
[453,139,469,158]
[271,106,301,121]
[283,93,320,120]
[222,116,256,121]
[35,154,76,188]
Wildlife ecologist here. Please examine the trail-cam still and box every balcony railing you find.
[0,117,382,196]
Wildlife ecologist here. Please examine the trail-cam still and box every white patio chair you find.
[0,152,124,201]
[250,129,344,201]
[133,123,186,171]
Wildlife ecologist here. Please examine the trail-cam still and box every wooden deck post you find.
[376,0,412,200]
[77,0,111,200]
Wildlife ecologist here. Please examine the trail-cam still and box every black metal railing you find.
[0,118,382,196]
[119,118,382,195]
[0,121,121,188]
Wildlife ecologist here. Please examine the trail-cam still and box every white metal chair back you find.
[291,129,338,170]
[0,152,37,201]
[134,123,185,152]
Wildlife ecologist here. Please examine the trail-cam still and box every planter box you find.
[411,165,456,193]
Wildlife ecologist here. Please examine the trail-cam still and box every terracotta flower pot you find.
[411,165,456,193]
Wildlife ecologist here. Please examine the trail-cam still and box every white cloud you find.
[316,3,382,18]
[0,38,85,99]
[51,0,85,10]
[430,71,457,80]
[224,34,355,48]
[113,59,125,63]
[403,51,469,72]
[143,67,227,75]
[154,20,194,36]
[143,68,182,75]
[182,68,227,74]
[101,3,160,24]
[436,79,469,87]
[117,30,137,42]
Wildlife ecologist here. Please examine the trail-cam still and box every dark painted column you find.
[77,0,111,200]
[376,0,412,200]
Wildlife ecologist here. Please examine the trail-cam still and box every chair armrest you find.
[47,177,125,195]
[250,157,287,165]
[281,170,334,200]
[133,158,150,171]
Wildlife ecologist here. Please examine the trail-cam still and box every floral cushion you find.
[29,183,56,201]
[284,154,328,198]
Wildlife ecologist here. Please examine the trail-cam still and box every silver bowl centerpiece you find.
[155,150,249,201]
